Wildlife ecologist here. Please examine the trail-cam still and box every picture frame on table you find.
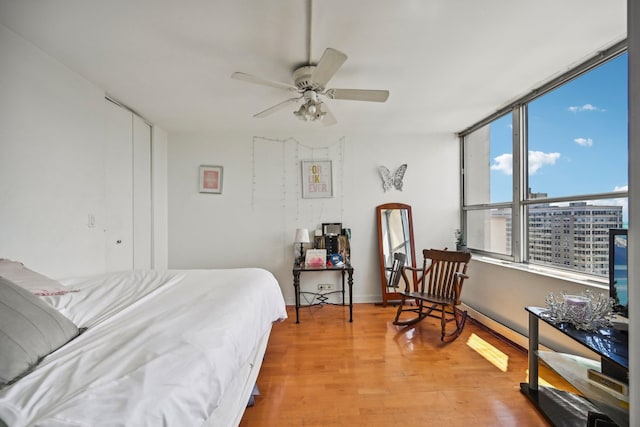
[199,165,223,194]
[301,160,333,199]
[322,223,342,236]
[305,249,327,268]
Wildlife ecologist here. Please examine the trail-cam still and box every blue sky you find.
[489,53,628,216]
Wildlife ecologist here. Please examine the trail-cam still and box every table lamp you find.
[294,228,310,265]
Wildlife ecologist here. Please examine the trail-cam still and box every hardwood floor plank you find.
[241,303,567,426]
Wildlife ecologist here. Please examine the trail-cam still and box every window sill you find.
[473,256,609,290]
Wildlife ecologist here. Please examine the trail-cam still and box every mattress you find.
[0,268,287,427]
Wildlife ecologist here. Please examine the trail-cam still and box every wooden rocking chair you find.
[392,248,471,342]
[385,252,407,291]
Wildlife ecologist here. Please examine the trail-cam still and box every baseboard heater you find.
[461,303,551,352]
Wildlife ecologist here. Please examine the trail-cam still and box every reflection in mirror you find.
[376,203,417,306]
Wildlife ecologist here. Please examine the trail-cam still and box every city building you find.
[528,201,623,275]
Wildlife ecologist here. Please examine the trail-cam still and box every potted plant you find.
[455,229,467,252]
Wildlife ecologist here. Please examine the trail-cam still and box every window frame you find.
[459,40,628,274]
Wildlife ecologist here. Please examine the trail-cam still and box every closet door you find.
[132,115,152,269]
[105,100,134,271]
[104,99,152,271]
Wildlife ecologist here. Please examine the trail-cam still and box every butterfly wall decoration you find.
[378,164,407,192]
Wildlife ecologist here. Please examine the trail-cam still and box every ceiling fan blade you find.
[326,88,389,102]
[253,97,301,118]
[232,72,299,92]
[311,48,348,89]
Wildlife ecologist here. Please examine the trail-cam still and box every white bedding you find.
[0,268,287,427]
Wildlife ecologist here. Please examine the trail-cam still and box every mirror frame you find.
[376,202,417,306]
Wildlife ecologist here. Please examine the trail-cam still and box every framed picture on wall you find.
[301,160,332,199]
[199,165,223,194]
[322,223,342,236]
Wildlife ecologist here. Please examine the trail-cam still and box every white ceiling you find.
[0,0,627,135]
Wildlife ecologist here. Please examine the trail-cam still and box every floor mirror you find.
[376,203,417,306]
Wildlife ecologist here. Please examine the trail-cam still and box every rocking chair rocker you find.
[392,248,471,342]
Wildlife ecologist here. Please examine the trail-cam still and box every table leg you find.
[528,311,539,390]
[347,269,353,322]
[341,270,345,305]
[293,270,301,324]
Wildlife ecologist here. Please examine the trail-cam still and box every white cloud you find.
[491,153,513,175]
[568,103,605,113]
[528,151,560,174]
[614,185,628,192]
[490,151,560,175]
[574,137,593,147]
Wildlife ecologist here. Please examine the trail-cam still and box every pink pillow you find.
[0,259,77,296]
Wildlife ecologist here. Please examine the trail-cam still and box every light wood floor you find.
[240,303,574,426]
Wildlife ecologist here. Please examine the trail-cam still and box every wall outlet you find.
[318,283,334,291]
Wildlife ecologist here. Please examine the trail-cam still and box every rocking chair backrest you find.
[387,252,406,289]
[421,249,471,304]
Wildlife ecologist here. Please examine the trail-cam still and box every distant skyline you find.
[489,53,628,222]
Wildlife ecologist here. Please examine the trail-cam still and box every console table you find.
[292,264,354,323]
[521,306,629,427]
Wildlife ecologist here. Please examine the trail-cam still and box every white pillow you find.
[0,259,74,296]
[0,276,80,386]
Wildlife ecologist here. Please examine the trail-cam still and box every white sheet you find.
[0,268,287,427]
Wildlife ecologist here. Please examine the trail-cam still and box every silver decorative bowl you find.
[541,290,614,331]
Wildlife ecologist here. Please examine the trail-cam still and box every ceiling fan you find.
[231,2,389,125]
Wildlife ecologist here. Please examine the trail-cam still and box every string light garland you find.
[251,136,345,261]
[252,136,346,235]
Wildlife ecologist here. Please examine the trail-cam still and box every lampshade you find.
[294,228,310,244]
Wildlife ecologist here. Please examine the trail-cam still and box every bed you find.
[0,261,287,427]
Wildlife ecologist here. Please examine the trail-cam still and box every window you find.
[460,42,628,277]
[526,201,623,276]
[527,55,628,199]
[464,113,513,205]
[463,114,513,256]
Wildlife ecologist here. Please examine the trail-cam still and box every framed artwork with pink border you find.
[199,165,223,194]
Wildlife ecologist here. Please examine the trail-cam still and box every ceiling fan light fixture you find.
[293,98,326,122]
[294,103,309,120]
[313,102,326,121]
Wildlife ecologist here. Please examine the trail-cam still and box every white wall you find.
[167,131,460,304]
[0,24,168,277]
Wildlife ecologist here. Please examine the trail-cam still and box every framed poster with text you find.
[301,160,333,199]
